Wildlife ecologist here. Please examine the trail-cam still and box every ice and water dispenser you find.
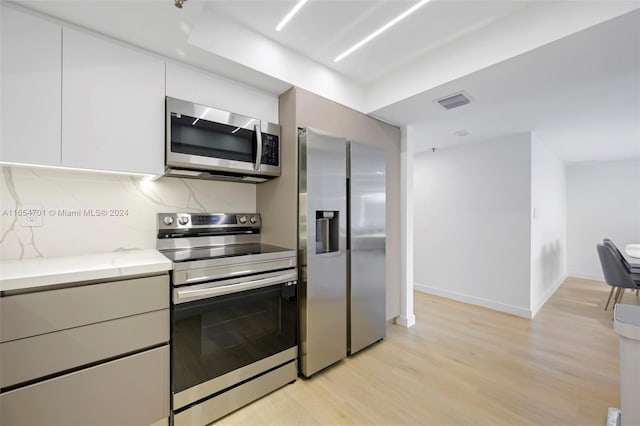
[315,211,339,254]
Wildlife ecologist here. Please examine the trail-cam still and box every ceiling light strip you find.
[276,0,309,32]
[334,0,430,62]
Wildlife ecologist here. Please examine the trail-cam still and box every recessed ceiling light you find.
[276,0,309,32]
[454,130,470,137]
[334,0,431,62]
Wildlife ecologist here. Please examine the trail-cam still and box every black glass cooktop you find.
[161,243,294,263]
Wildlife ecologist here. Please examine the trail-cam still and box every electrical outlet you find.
[20,205,43,227]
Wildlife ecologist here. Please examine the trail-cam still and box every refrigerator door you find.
[348,141,386,355]
[298,128,347,377]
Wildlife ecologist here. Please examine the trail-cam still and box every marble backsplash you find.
[0,166,256,260]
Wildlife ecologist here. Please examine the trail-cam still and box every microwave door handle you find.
[254,123,263,171]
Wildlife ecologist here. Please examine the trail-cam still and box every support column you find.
[396,125,416,328]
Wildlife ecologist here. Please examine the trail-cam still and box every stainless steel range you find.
[157,213,297,426]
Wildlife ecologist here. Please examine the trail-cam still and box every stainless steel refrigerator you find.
[298,127,386,377]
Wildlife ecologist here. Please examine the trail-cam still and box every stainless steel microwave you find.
[165,97,281,183]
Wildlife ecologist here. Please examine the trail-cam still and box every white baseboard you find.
[394,314,416,328]
[530,273,567,318]
[568,272,604,282]
[413,283,532,318]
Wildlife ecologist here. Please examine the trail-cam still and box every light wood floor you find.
[217,278,639,426]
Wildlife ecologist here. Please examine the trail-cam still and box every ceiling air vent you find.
[434,91,472,110]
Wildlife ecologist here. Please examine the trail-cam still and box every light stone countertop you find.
[0,249,172,294]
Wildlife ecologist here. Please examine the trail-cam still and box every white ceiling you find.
[7,0,640,162]
[205,0,532,85]
[373,8,640,162]
[11,0,292,94]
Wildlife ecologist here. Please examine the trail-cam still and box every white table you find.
[625,244,640,259]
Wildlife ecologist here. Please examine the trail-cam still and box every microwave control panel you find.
[261,134,279,166]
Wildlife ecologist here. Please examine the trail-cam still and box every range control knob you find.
[238,215,247,224]
[178,216,189,226]
[163,216,175,226]
[250,216,257,224]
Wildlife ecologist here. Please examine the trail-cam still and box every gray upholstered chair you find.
[603,238,640,273]
[597,243,640,311]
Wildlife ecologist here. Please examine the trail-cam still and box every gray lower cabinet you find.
[0,274,169,343]
[0,273,170,426]
[0,345,169,426]
[0,309,169,388]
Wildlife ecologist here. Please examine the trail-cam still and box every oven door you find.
[171,269,297,410]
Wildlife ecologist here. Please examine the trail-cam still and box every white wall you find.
[567,159,640,280]
[413,134,532,317]
[398,125,415,327]
[530,136,567,315]
[0,166,256,260]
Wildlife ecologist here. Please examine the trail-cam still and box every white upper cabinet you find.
[1,6,62,166]
[61,28,165,175]
[166,62,279,124]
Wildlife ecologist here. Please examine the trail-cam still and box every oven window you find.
[172,283,297,394]
[170,113,256,163]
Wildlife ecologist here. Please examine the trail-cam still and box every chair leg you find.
[616,288,625,304]
[613,287,623,307]
[605,287,616,311]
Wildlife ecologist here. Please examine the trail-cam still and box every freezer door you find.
[349,141,386,354]
[299,128,347,377]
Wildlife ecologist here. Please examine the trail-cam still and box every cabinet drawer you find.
[0,345,169,426]
[1,274,168,343]
[0,309,169,388]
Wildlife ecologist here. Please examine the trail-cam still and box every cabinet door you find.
[62,28,165,175]
[0,345,169,426]
[166,62,279,124]
[1,6,61,166]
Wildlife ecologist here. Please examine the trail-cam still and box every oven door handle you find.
[175,271,297,302]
